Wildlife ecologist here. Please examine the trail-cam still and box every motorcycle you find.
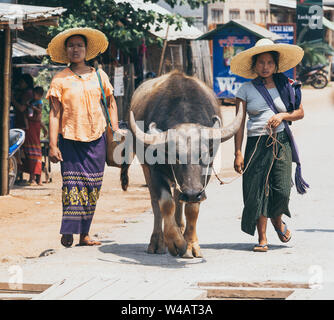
[297,64,329,89]
[9,129,25,190]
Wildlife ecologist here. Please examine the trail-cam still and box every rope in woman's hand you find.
[213,125,286,196]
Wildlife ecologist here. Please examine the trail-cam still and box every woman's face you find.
[66,35,87,64]
[254,52,277,78]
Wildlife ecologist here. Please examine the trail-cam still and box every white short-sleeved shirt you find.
[236,81,287,137]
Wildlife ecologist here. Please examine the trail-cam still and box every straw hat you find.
[230,38,304,79]
[47,27,109,64]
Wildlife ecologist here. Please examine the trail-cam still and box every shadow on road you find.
[200,243,288,251]
[296,229,334,233]
[98,243,207,268]
[97,241,290,268]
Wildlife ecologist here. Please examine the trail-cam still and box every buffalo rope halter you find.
[170,157,211,195]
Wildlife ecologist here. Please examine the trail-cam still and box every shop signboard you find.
[267,23,296,79]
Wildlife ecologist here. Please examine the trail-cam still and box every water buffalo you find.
[121,71,243,258]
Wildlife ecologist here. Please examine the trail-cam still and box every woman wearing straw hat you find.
[230,38,309,252]
[46,28,126,247]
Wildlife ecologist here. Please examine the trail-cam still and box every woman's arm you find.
[48,96,63,163]
[268,103,304,128]
[107,95,119,132]
[234,98,247,174]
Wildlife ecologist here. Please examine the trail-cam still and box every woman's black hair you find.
[65,34,88,47]
[21,73,34,89]
[251,51,280,72]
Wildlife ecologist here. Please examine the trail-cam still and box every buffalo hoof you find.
[147,232,166,254]
[167,241,187,257]
[164,228,187,257]
[182,242,203,259]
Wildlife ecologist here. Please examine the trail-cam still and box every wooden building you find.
[0,3,66,196]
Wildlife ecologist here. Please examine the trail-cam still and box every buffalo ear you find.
[212,115,222,128]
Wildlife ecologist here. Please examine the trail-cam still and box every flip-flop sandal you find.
[274,221,291,243]
[61,234,73,248]
[253,244,268,252]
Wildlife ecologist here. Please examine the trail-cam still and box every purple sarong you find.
[59,133,106,234]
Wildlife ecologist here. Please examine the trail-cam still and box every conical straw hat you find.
[47,27,109,64]
[230,38,304,79]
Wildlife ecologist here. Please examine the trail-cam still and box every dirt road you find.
[0,164,152,264]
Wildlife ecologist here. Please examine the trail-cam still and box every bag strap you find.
[96,67,114,133]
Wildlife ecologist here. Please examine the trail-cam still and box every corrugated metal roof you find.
[197,19,282,41]
[0,3,66,26]
[13,38,46,58]
[114,0,203,40]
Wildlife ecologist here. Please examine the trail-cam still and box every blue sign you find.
[267,24,296,79]
[213,31,257,98]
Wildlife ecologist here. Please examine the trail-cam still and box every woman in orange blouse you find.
[46,28,126,247]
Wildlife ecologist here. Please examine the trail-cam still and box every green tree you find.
[298,39,334,67]
[19,0,224,52]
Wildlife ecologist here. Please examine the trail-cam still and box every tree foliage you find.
[19,0,224,52]
[298,39,334,67]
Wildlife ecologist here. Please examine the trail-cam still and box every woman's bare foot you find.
[79,234,101,246]
[254,215,269,252]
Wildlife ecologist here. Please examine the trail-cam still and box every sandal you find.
[274,221,291,243]
[61,234,73,248]
[253,243,268,252]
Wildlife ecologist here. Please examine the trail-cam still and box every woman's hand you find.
[234,153,244,174]
[49,145,63,163]
[267,114,284,128]
[113,128,128,142]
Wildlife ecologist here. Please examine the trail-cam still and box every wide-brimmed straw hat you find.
[47,27,109,64]
[230,38,304,79]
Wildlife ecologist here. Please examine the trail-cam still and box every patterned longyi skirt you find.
[58,133,106,235]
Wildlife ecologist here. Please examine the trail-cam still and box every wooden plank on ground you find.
[62,276,120,300]
[116,278,171,300]
[198,281,310,289]
[0,293,39,300]
[89,278,141,300]
[143,281,205,300]
[34,278,96,300]
[206,288,294,300]
[0,282,51,294]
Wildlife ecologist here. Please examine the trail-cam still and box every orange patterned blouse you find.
[46,67,114,142]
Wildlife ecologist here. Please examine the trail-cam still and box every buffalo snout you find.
[179,190,207,203]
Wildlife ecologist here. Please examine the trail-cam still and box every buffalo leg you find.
[182,202,203,258]
[142,164,166,254]
[158,187,187,257]
[174,188,185,234]
[148,169,186,257]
